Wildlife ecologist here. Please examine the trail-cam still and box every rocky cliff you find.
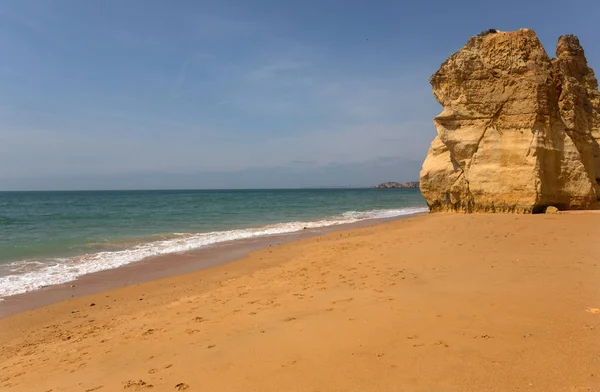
[420,29,600,213]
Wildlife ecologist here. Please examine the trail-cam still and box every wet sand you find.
[1,212,599,391]
[0,215,410,318]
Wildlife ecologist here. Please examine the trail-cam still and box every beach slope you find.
[1,213,599,391]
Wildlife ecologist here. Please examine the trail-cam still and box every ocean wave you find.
[0,207,427,299]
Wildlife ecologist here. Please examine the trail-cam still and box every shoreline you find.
[0,212,425,318]
[1,212,599,391]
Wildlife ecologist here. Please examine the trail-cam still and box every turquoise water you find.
[0,189,427,298]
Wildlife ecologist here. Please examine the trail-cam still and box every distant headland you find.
[375,182,420,189]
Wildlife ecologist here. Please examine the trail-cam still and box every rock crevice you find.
[420,29,600,213]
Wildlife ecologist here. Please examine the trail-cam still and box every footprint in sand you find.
[123,380,153,390]
[332,298,354,304]
[175,383,190,390]
[586,308,600,314]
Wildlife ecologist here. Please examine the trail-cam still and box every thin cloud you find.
[169,58,189,99]
[212,100,229,107]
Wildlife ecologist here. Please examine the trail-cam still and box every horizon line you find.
[0,185,424,192]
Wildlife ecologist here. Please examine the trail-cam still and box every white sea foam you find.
[0,207,427,299]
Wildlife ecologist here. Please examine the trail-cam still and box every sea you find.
[0,189,427,300]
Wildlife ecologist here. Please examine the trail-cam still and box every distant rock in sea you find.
[375,182,420,189]
[420,29,600,213]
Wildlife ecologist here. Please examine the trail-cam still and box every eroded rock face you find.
[420,29,600,213]
[553,35,600,199]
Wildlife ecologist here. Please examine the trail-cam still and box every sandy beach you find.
[1,212,599,391]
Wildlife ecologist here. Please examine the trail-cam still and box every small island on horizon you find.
[375,181,420,189]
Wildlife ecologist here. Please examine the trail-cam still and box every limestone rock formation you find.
[420,29,600,213]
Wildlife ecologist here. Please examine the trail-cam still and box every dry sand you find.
[1,213,599,391]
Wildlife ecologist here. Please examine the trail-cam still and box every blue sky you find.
[1,0,599,190]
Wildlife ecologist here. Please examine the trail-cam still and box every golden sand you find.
[1,213,599,391]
